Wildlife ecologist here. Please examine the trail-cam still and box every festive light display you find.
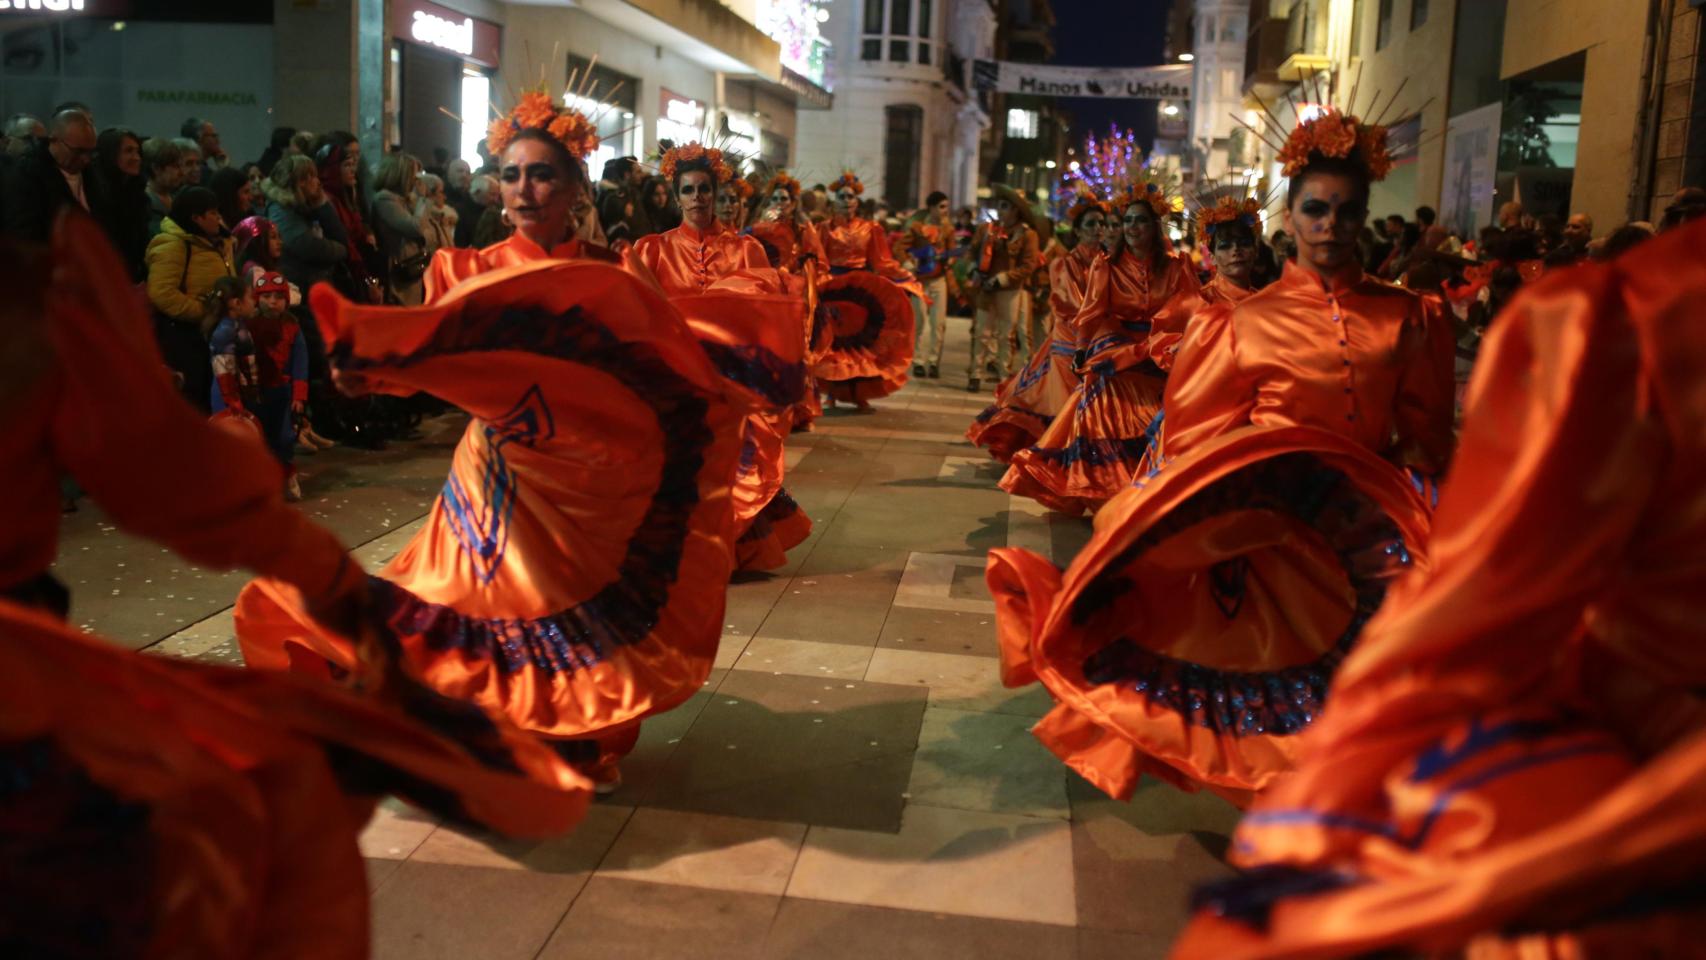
[757,0,834,90]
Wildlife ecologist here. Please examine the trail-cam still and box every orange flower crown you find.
[1199,196,1263,237]
[1066,185,1112,224]
[1113,182,1172,219]
[733,178,756,201]
[1278,108,1392,181]
[486,90,600,161]
[764,170,802,199]
[829,171,864,195]
[660,142,733,183]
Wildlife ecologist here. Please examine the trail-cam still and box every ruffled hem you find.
[966,405,1050,463]
[811,270,915,391]
[734,489,813,571]
[1005,426,1435,798]
[998,367,1163,514]
[823,375,904,403]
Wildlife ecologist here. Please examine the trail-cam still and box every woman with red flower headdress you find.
[754,170,830,431]
[814,170,919,411]
[1174,214,1706,960]
[999,181,1203,514]
[985,107,1456,807]
[0,212,590,959]
[625,143,814,572]
[236,97,761,793]
[966,188,1111,462]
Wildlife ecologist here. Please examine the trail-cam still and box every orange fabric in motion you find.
[625,222,770,295]
[1170,219,1706,960]
[0,214,359,608]
[1152,260,1454,475]
[236,260,748,743]
[0,599,586,960]
[989,425,1433,802]
[814,270,916,403]
[966,243,1098,462]
[1000,250,1201,515]
[424,232,618,304]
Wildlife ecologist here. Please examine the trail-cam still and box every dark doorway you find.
[399,42,462,163]
[883,104,923,209]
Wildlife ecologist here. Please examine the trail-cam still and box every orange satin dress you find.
[752,218,829,432]
[424,232,619,304]
[816,215,918,403]
[627,223,814,572]
[987,261,1456,805]
[2,217,587,958]
[1001,249,1202,515]
[1173,219,1706,960]
[967,242,1097,462]
[235,260,751,774]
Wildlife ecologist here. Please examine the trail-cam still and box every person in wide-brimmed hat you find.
[965,183,1042,391]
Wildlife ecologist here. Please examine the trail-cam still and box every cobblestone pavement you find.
[55,317,1237,959]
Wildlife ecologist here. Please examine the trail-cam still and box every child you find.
[244,272,309,501]
[207,275,261,417]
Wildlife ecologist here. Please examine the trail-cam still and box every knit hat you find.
[253,271,289,296]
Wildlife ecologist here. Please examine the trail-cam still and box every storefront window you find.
[460,69,489,166]
[861,0,935,65]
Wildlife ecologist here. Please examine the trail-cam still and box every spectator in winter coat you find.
[415,173,458,257]
[145,186,235,411]
[209,167,256,232]
[456,173,498,248]
[92,127,150,280]
[1,109,96,242]
[172,137,204,186]
[181,118,226,181]
[369,152,428,305]
[263,155,349,298]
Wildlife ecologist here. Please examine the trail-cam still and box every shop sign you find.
[138,88,260,107]
[0,0,87,11]
[391,0,501,68]
[974,60,1191,101]
[657,88,704,145]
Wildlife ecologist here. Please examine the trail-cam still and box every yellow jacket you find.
[146,216,235,328]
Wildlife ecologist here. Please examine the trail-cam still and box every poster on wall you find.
[1440,102,1501,241]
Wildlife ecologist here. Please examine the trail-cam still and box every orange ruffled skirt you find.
[1000,336,1164,515]
[236,260,751,748]
[0,599,585,960]
[967,330,1081,463]
[988,425,1434,805]
[731,412,812,571]
[814,270,916,404]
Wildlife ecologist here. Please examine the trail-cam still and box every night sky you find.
[1048,0,1172,152]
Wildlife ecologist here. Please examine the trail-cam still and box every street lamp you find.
[1045,160,1057,169]
[1162,105,1181,117]
[1178,53,1194,62]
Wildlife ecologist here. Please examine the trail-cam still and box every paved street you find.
[55,318,1238,960]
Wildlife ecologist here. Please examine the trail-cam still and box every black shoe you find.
[913,363,926,376]
[927,364,939,378]
[967,377,980,392]
[985,361,997,375]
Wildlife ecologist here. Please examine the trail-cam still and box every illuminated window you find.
[1006,108,1039,139]
[459,71,489,167]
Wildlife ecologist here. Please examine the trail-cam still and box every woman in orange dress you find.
[1173,217,1706,960]
[1001,182,1203,515]
[815,170,918,411]
[966,191,1109,462]
[987,111,1457,805]
[753,171,829,432]
[2,215,587,959]
[626,144,812,572]
[236,98,752,793]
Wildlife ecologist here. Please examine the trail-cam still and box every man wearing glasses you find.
[1,109,96,242]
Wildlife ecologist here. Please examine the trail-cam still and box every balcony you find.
[1278,0,1331,81]
[1243,12,1289,91]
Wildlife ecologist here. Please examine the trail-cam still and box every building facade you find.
[1167,0,1251,185]
[1236,0,1705,240]
[982,0,1066,209]
[795,0,995,210]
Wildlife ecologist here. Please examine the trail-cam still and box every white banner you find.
[1439,102,1501,241]
[973,60,1191,101]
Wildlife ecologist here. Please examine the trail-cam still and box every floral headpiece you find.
[829,171,864,195]
[732,178,756,201]
[660,142,733,183]
[1113,181,1171,219]
[1199,196,1263,237]
[1066,184,1112,224]
[1278,108,1392,181]
[486,90,600,161]
[764,170,802,199]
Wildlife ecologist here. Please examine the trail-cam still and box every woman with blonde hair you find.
[414,171,459,257]
[369,152,428,305]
